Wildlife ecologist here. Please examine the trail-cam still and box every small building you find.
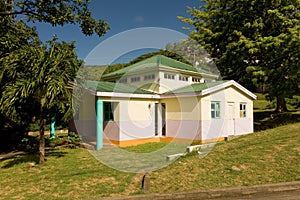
[75,55,256,149]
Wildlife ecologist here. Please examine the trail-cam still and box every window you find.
[144,74,155,81]
[240,103,246,118]
[164,73,175,80]
[192,77,201,83]
[211,101,221,119]
[179,75,188,81]
[131,76,140,82]
[119,78,127,83]
[104,102,114,121]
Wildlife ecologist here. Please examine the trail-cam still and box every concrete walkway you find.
[100,181,300,200]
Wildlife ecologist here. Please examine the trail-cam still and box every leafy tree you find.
[0,37,81,164]
[1,0,108,162]
[179,0,300,112]
[0,13,41,147]
[0,0,109,37]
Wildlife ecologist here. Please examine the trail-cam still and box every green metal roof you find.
[85,81,155,94]
[102,55,214,78]
[84,80,231,96]
[164,80,229,94]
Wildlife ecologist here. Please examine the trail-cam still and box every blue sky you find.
[33,0,202,61]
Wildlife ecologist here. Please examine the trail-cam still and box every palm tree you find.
[0,37,81,164]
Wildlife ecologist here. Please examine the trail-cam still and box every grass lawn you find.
[1,123,300,199]
[253,93,300,131]
[150,123,300,192]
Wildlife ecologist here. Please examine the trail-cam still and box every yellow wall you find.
[161,96,201,121]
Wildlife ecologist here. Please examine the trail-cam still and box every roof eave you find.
[96,91,160,99]
[201,80,257,100]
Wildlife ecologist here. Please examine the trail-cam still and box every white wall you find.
[158,72,193,93]
[200,86,254,140]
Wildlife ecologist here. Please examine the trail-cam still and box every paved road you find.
[214,190,300,200]
[101,182,300,200]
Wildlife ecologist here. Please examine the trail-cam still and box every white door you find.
[226,102,235,136]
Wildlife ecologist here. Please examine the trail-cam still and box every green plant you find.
[20,136,39,152]
[46,137,63,148]
[66,132,82,144]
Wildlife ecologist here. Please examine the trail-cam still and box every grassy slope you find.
[253,93,300,131]
[150,123,300,192]
[1,123,300,199]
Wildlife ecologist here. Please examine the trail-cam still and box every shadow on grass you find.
[254,110,300,131]
[1,149,68,169]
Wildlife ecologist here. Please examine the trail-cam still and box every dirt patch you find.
[27,130,68,136]
[122,173,145,195]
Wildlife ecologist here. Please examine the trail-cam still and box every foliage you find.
[20,132,82,152]
[179,0,300,111]
[27,119,68,132]
[254,93,300,111]
[0,36,81,164]
[66,131,82,144]
[0,0,109,162]
[0,16,41,143]
[0,0,109,37]
[0,37,80,122]
[253,93,300,131]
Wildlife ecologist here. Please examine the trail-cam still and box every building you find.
[75,55,256,149]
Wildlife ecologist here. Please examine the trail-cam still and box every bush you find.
[20,132,82,152]
[67,132,82,144]
[20,136,39,153]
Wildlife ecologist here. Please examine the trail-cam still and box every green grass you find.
[150,123,300,192]
[253,93,300,112]
[253,93,276,111]
[1,123,300,199]
[0,148,134,199]
[253,93,300,131]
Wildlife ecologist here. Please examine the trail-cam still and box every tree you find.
[0,37,81,164]
[0,12,41,146]
[0,0,109,163]
[0,0,109,37]
[179,0,300,112]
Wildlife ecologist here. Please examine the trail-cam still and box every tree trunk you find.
[276,96,288,113]
[39,106,45,164]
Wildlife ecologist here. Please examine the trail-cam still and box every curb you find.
[99,181,300,200]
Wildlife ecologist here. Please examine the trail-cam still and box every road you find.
[215,190,300,200]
